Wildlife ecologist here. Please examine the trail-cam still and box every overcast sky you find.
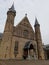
[0,0,49,45]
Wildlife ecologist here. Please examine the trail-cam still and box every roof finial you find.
[25,13,27,17]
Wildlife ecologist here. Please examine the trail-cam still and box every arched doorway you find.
[23,41,35,59]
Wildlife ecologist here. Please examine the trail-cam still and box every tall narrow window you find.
[23,30,29,38]
[14,41,18,57]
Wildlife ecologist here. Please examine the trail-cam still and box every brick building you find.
[0,4,45,60]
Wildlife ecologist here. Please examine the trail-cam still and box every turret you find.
[4,3,16,32]
[34,17,45,59]
[0,3,16,59]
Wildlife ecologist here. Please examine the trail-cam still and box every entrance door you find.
[47,50,49,59]
[23,49,28,59]
[23,44,35,59]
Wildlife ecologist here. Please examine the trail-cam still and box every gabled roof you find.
[16,15,34,31]
[14,15,35,40]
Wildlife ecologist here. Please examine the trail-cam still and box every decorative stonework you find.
[0,4,45,60]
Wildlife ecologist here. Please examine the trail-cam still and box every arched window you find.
[14,41,19,57]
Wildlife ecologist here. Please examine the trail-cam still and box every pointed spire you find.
[35,17,39,25]
[9,2,16,13]
[34,17,40,27]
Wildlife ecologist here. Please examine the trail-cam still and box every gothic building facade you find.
[0,4,45,60]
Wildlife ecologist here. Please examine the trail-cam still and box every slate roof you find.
[34,17,40,26]
[8,3,16,13]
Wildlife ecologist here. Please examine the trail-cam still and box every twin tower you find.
[0,4,45,60]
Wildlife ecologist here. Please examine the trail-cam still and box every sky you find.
[0,0,49,45]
